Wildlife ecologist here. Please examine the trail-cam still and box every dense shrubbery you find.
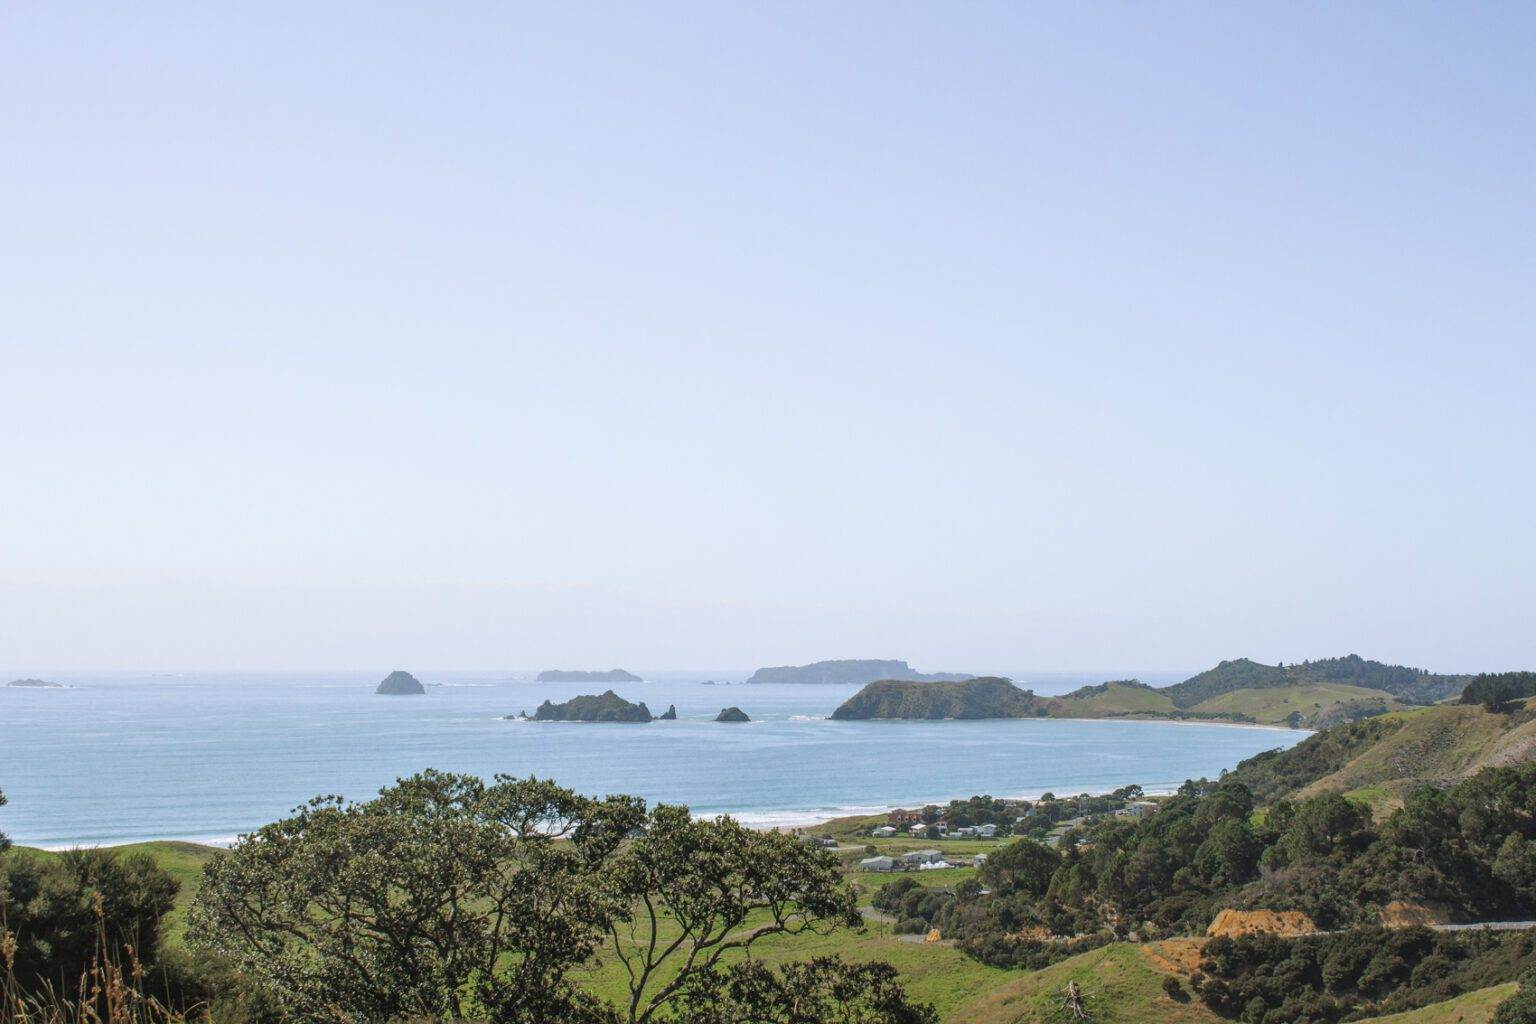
[876,761,1536,981]
[1197,927,1536,1024]
[1461,672,1536,712]
[1,848,178,995]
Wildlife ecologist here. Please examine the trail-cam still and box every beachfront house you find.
[872,825,897,838]
[860,855,896,872]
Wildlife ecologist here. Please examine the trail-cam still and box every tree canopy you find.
[188,771,923,1024]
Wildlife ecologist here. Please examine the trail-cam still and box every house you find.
[859,856,896,872]
[971,853,989,866]
[888,809,921,825]
[902,848,943,866]
[802,835,838,848]
[871,825,897,838]
[951,825,978,838]
[976,824,998,838]
[1113,801,1158,820]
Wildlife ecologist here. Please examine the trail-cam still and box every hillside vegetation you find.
[1165,655,1468,708]
[831,677,1049,720]
[1043,654,1470,728]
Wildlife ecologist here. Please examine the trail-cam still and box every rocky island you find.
[6,677,68,688]
[829,676,1049,720]
[527,690,654,723]
[375,670,426,695]
[746,659,972,686]
[714,706,750,722]
[657,704,678,720]
[536,669,643,683]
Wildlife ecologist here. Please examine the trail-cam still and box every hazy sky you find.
[3,4,1534,674]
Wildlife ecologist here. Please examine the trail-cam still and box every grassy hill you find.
[1048,680,1176,716]
[1187,682,1414,724]
[948,942,1220,1024]
[1043,654,1470,728]
[1164,655,1468,709]
[1220,700,1536,814]
[1296,704,1536,811]
[1360,983,1519,1024]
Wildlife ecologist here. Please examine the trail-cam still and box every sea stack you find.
[715,706,750,722]
[658,704,678,720]
[376,670,426,695]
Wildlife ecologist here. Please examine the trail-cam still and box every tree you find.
[1193,820,1261,887]
[0,786,8,853]
[1494,966,1536,1024]
[667,957,937,1024]
[189,773,920,1024]
[980,838,1059,897]
[1,847,178,992]
[1494,834,1536,894]
[604,806,858,1023]
[189,771,643,1024]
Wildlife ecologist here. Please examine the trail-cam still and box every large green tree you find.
[190,771,641,1023]
[189,772,922,1024]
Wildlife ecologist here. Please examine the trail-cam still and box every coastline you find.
[12,712,1304,852]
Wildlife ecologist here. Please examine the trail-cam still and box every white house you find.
[902,848,943,865]
[859,856,896,872]
[976,824,998,838]
[872,825,897,838]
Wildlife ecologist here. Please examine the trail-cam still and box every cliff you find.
[830,677,1048,720]
[746,659,972,686]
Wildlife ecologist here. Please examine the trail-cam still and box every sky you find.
[2,4,1534,675]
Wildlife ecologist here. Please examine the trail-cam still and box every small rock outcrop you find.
[658,704,678,720]
[6,678,67,689]
[376,670,426,695]
[715,706,750,723]
[536,669,643,683]
[530,690,653,723]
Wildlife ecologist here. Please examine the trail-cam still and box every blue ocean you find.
[0,671,1304,848]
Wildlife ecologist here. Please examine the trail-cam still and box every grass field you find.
[1361,983,1518,1024]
